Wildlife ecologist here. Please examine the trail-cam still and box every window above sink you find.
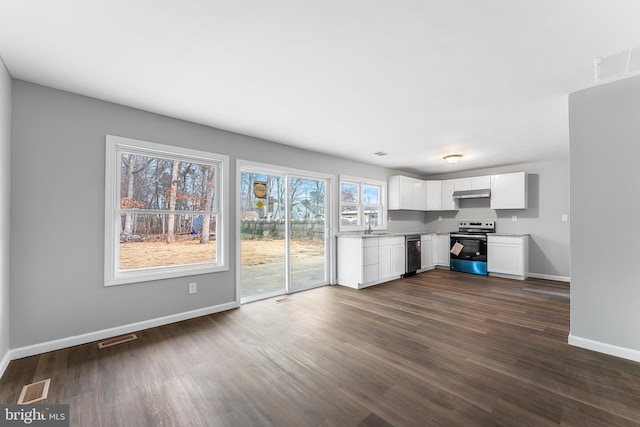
[339,175,387,232]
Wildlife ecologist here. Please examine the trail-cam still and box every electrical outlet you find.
[562,214,568,222]
[438,216,442,221]
[512,215,517,222]
[189,282,197,294]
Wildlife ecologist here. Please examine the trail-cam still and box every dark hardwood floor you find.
[2,270,640,426]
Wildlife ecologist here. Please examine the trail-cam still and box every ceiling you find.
[1,1,640,175]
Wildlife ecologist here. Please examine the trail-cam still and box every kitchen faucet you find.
[364,212,375,234]
[365,220,372,234]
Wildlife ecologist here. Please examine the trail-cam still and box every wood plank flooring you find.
[2,270,640,426]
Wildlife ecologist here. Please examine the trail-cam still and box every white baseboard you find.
[568,333,640,363]
[528,272,571,283]
[489,272,527,281]
[9,301,238,360]
[0,349,10,380]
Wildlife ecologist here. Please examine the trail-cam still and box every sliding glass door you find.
[288,176,326,292]
[239,165,330,303]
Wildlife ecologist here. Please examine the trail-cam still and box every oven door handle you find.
[450,234,487,240]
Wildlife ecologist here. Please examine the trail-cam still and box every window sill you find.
[105,263,229,286]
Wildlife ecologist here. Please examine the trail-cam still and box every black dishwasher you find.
[404,235,421,277]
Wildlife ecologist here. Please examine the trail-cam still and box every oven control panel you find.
[458,221,495,233]
[459,221,494,228]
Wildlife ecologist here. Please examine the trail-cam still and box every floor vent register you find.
[98,333,138,349]
[17,378,51,404]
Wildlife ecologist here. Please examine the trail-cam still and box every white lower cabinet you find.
[434,233,450,267]
[362,240,379,284]
[337,237,379,289]
[379,236,405,280]
[420,234,434,270]
[487,235,529,280]
[337,236,405,289]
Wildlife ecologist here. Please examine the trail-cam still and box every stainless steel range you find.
[449,221,495,275]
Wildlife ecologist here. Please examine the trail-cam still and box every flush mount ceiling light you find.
[443,154,463,164]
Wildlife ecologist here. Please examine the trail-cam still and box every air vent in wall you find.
[596,46,640,82]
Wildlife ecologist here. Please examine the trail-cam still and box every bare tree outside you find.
[166,159,180,243]
[200,165,215,244]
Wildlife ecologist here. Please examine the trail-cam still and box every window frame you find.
[105,135,229,286]
[339,175,387,232]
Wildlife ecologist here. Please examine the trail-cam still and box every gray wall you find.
[10,80,417,348]
[569,74,640,352]
[9,78,572,350]
[0,57,10,360]
[423,159,570,279]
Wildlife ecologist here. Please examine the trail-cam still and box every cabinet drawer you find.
[363,264,378,283]
[379,236,405,246]
[363,237,379,248]
[488,235,523,245]
[363,246,378,265]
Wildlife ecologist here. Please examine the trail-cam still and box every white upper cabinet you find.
[441,179,458,210]
[388,176,410,210]
[454,177,472,191]
[388,175,425,210]
[389,172,525,211]
[490,172,528,209]
[455,176,490,191]
[472,175,491,189]
[399,176,414,208]
[425,180,442,211]
[413,179,426,210]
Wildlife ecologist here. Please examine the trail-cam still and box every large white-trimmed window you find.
[105,135,229,286]
[339,175,387,232]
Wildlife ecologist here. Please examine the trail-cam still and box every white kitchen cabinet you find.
[388,176,411,210]
[337,237,380,289]
[425,180,442,211]
[388,175,425,210]
[487,235,529,280]
[454,177,472,191]
[455,176,490,191]
[434,233,450,267]
[472,175,491,189]
[441,180,458,210]
[490,172,528,209]
[420,234,434,271]
[379,236,406,280]
[413,179,426,210]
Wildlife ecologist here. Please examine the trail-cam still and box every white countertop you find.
[336,230,448,238]
[337,231,528,238]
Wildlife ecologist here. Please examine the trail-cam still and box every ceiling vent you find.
[595,46,640,82]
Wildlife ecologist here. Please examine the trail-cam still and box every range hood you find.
[452,189,491,199]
